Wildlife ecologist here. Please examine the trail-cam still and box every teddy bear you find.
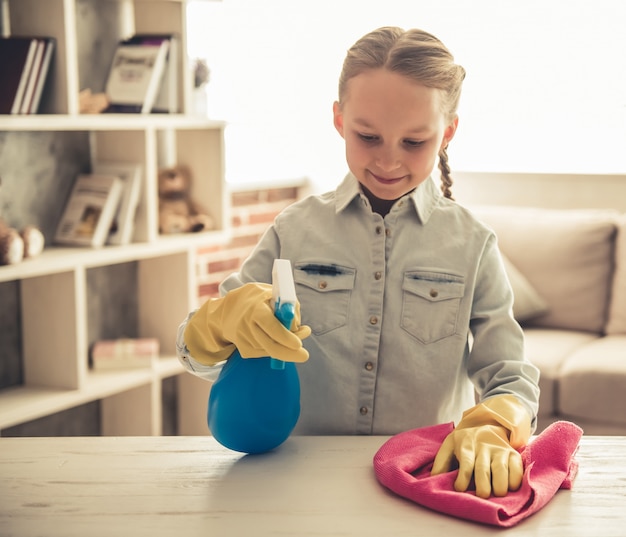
[0,218,45,265]
[157,165,214,234]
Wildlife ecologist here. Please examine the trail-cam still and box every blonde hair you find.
[338,27,465,199]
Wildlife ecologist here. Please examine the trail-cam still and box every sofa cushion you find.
[558,335,626,426]
[522,328,600,418]
[471,206,618,334]
[606,215,626,335]
[501,255,549,322]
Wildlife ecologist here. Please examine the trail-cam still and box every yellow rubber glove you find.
[431,394,531,498]
[184,282,311,366]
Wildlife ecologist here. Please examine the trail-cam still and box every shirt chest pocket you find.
[401,271,465,344]
[294,263,356,335]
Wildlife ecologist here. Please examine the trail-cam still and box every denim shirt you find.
[177,173,540,435]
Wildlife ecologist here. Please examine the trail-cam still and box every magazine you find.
[104,39,169,113]
[54,174,123,247]
[121,34,179,113]
[93,161,142,245]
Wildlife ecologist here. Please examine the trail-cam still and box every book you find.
[23,37,55,114]
[154,34,178,113]
[122,34,179,113]
[90,338,159,370]
[0,37,38,114]
[92,161,143,245]
[103,38,170,114]
[19,39,45,114]
[54,174,124,248]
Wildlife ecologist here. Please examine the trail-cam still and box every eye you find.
[357,132,380,144]
[403,139,425,149]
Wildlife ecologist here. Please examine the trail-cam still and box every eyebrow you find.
[354,118,432,135]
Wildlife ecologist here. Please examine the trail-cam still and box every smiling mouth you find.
[370,172,406,184]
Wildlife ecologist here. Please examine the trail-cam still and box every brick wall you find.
[196,182,308,303]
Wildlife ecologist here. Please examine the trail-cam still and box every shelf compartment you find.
[7,0,74,114]
[0,357,186,432]
[5,0,198,117]
[171,127,228,242]
[0,231,228,284]
[0,369,151,431]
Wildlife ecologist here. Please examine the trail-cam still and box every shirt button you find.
[365,362,374,371]
[374,271,382,280]
[360,407,368,415]
[369,316,378,325]
[375,226,383,235]
[430,288,438,298]
[385,228,391,237]
[318,280,328,289]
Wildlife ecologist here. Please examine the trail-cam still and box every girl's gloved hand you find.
[430,394,531,498]
[184,282,311,366]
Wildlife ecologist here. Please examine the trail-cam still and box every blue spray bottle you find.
[207,259,301,454]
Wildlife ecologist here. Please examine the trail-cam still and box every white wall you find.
[187,0,626,193]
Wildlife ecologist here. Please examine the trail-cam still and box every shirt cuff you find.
[176,310,225,381]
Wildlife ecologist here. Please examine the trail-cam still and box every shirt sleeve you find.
[467,233,541,430]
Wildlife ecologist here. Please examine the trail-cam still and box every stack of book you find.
[0,36,55,115]
[90,338,160,370]
[104,33,178,114]
[54,162,142,248]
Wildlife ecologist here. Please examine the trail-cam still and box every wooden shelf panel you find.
[0,357,187,430]
[0,372,149,430]
[0,114,226,132]
[0,231,228,283]
[155,355,186,378]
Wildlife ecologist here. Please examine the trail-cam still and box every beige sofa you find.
[471,205,626,435]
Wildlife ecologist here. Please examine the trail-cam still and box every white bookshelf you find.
[0,0,224,436]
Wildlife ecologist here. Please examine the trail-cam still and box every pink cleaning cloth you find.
[373,420,582,527]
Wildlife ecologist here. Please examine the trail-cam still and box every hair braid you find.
[438,147,454,200]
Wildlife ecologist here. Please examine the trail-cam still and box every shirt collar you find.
[335,173,442,224]
[335,173,362,212]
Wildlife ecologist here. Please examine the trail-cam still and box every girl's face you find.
[333,68,458,201]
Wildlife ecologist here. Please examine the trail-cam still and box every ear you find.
[333,101,345,138]
[440,116,459,150]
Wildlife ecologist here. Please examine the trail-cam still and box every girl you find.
[178,27,540,498]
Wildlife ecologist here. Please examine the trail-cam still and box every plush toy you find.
[0,219,45,265]
[158,165,214,234]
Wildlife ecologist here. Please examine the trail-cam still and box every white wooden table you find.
[1,435,625,536]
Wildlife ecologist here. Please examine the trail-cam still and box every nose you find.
[375,145,401,173]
